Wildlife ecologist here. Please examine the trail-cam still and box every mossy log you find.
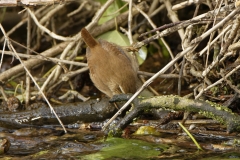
[110,95,240,134]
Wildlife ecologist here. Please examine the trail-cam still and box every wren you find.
[81,28,140,98]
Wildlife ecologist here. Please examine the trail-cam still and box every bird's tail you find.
[81,28,98,48]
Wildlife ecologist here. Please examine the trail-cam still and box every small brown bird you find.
[81,28,139,98]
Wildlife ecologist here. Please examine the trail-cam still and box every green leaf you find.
[98,30,147,65]
[98,0,127,25]
[158,39,170,58]
[137,46,147,65]
[98,29,130,46]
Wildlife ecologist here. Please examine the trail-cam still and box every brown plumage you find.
[81,28,139,97]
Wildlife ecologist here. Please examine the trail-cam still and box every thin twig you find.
[26,7,75,41]
[25,12,31,108]
[127,0,133,44]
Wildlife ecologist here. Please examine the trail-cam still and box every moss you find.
[199,110,225,124]
[134,126,161,136]
[108,129,122,137]
[81,137,168,159]
[206,101,233,113]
